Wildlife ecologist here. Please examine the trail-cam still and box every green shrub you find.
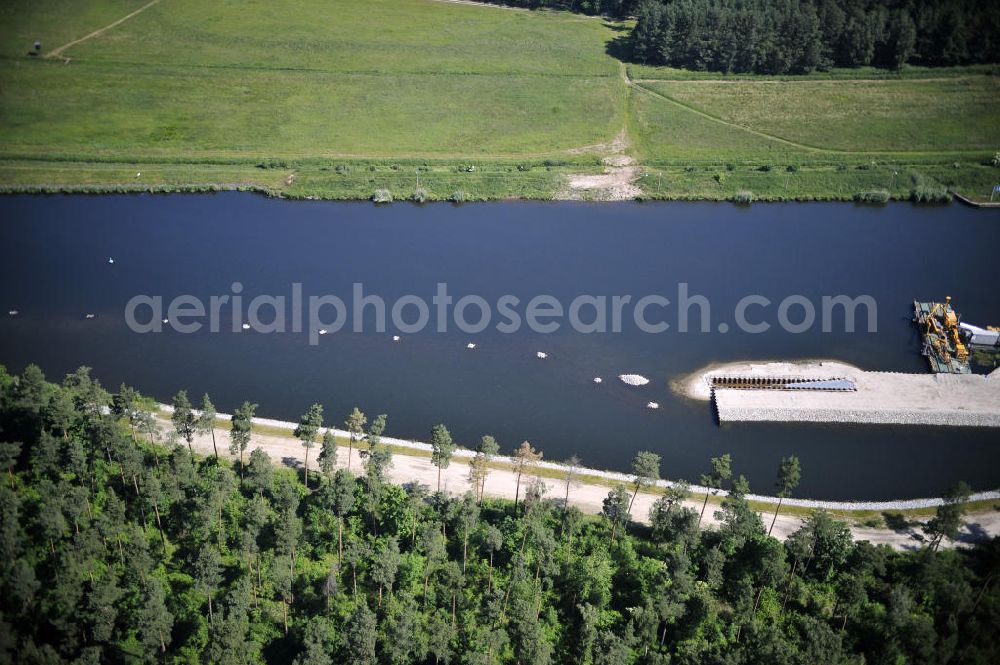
[757,165,772,172]
[786,164,798,173]
[910,186,951,204]
[731,190,754,204]
[334,164,350,174]
[448,191,467,203]
[858,515,885,529]
[854,189,890,204]
[371,189,393,203]
[410,187,429,203]
[992,152,1000,167]
[713,172,726,184]
[256,158,288,169]
[516,164,532,172]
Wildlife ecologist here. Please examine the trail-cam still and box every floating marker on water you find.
[646,402,659,409]
[466,342,476,349]
[7,310,17,316]
[162,318,168,324]
[85,313,95,319]
[318,329,328,335]
[536,351,547,359]
[392,335,401,341]
[241,323,251,330]
[107,257,114,264]
[619,374,650,386]
[593,377,602,384]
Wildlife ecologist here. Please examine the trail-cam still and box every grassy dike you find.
[2,0,998,202]
[179,410,999,530]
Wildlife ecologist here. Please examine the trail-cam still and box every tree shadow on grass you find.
[605,33,632,63]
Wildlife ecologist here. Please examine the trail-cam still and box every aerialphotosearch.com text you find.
[125,282,877,346]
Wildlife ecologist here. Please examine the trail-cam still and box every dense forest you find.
[1,363,998,664]
[629,0,1000,73]
[476,0,1000,74]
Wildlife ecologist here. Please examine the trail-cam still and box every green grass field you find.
[0,0,997,201]
[638,78,999,152]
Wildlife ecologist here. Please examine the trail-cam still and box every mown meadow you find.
[0,0,997,201]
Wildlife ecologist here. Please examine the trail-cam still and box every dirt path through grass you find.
[558,63,643,200]
[423,0,527,11]
[629,72,990,156]
[45,0,163,59]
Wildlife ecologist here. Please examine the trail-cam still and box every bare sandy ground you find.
[164,417,999,551]
[559,129,642,201]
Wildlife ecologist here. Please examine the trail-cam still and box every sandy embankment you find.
[157,402,1000,551]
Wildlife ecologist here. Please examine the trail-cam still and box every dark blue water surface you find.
[1,194,998,500]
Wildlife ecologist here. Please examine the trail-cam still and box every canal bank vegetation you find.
[1,0,998,202]
[180,404,999,530]
[3,364,1000,663]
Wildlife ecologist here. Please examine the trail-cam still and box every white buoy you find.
[536,351,547,359]
[7,310,17,316]
[162,318,168,324]
[619,374,650,386]
[466,342,476,349]
[135,172,141,178]
[241,323,250,330]
[392,335,401,342]
[85,313,95,319]
[107,257,114,264]
[593,377,602,384]
[318,329,328,335]
[646,401,660,409]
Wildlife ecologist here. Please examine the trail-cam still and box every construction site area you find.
[677,359,1000,428]
[676,297,1000,428]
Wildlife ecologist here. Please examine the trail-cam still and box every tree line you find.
[477,0,1000,74]
[630,0,1000,74]
[1,363,997,664]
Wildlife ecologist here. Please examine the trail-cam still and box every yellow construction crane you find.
[913,296,972,373]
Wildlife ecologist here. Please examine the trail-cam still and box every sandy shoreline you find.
[158,405,1000,549]
[671,358,862,401]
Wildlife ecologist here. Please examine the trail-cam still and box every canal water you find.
[1,193,998,500]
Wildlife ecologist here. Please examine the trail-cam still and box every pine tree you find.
[294,403,324,489]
